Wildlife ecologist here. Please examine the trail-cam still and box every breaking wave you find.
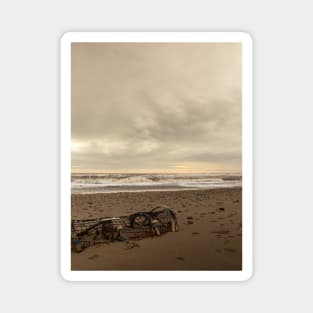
[71,173,242,194]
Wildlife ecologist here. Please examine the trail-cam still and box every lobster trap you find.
[71,206,178,252]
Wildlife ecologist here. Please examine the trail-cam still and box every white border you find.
[60,32,253,282]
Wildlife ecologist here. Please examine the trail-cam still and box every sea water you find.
[71,172,242,194]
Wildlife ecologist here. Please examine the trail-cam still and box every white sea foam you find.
[71,173,242,194]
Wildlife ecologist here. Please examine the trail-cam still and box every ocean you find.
[71,172,242,194]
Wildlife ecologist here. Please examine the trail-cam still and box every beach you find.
[71,187,242,271]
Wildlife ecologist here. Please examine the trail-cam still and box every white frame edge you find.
[60,32,253,282]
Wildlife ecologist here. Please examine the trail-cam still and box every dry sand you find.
[71,188,242,271]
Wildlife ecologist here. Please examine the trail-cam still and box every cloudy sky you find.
[71,43,242,173]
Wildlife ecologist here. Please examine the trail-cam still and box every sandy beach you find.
[71,187,242,271]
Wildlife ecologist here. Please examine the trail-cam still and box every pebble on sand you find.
[88,254,99,260]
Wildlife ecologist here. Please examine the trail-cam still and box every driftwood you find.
[71,206,178,252]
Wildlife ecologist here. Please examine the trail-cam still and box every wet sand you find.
[71,188,242,271]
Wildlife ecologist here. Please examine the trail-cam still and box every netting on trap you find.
[71,206,178,252]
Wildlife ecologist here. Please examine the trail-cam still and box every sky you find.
[71,43,242,173]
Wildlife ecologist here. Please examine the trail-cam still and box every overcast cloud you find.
[71,43,242,173]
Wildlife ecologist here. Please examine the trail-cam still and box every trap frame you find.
[71,206,178,252]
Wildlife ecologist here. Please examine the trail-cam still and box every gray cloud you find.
[71,43,242,172]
